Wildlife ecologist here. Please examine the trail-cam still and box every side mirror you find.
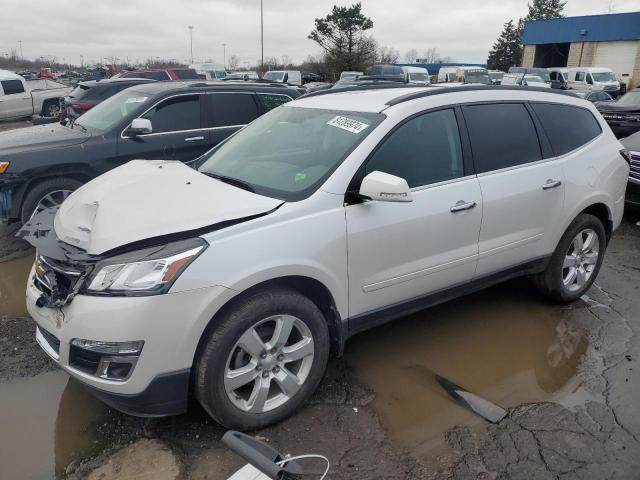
[359,171,413,203]
[126,118,152,137]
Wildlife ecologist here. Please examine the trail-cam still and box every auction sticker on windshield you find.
[327,116,369,134]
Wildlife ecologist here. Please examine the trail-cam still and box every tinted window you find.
[142,95,201,133]
[463,103,541,173]
[365,109,464,188]
[210,93,259,127]
[259,93,293,112]
[1,80,25,95]
[531,103,601,156]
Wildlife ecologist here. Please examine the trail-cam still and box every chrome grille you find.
[630,152,640,182]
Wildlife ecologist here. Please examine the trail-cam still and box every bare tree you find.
[228,55,240,70]
[404,48,418,63]
[417,47,452,63]
[377,45,399,64]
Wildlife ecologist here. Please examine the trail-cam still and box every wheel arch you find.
[580,202,613,243]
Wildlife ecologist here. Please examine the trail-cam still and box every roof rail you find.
[299,82,414,100]
[385,84,578,106]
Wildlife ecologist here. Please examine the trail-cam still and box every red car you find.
[116,68,199,81]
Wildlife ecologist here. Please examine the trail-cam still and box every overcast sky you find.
[1,0,639,67]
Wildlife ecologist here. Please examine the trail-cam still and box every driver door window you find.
[365,108,464,188]
[142,95,201,133]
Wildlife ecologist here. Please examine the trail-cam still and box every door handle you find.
[184,136,205,142]
[450,201,477,213]
[542,179,562,190]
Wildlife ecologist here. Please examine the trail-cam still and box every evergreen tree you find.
[524,0,567,21]
[487,20,522,72]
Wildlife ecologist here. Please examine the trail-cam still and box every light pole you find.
[222,43,227,69]
[80,54,84,68]
[188,25,194,64]
[260,0,264,73]
[18,40,23,60]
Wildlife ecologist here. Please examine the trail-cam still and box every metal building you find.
[521,12,640,88]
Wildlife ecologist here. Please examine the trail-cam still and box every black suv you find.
[62,77,157,121]
[597,88,640,139]
[0,82,300,223]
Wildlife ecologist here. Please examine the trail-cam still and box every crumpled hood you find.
[0,123,89,154]
[54,160,283,255]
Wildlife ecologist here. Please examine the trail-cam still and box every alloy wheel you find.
[30,189,73,219]
[224,314,315,413]
[562,228,599,292]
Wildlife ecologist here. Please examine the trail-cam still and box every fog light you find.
[70,339,144,355]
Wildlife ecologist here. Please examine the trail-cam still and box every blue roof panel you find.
[522,12,640,45]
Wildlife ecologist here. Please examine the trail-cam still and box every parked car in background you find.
[39,68,55,79]
[488,70,504,85]
[549,68,570,89]
[620,131,640,207]
[579,90,615,105]
[597,88,640,138]
[263,70,302,86]
[116,68,199,81]
[437,66,462,83]
[566,67,620,96]
[401,66,430,85]
[304,82,333,93]
[0,82,299,223]
[302,72,323,84]
[371,64,404,77]
[61,78,157,121]
[0,69,72,120]
[339,71,363,80]
[189,63,228,80]
[508,67,551,84]
[224,72,260,81]
[455,67,491,85]
[502,73,550,88]
[21,85,627,429]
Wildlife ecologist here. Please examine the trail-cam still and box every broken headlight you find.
[85,238,207,296]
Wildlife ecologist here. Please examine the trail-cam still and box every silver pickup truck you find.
[0,69,72,120]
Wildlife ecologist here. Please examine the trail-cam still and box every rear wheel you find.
[20,177,82,223]
[533,213,606,302]
[195,288,330,430]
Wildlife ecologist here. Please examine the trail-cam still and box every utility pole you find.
[222,43,227,69]
[188,25,194,64]
[260,0,264,73]
[80,54,84,68]
[18,40,23,60]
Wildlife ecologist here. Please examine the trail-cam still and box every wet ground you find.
[1,212,639,479]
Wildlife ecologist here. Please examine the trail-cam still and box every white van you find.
[437,66,461,83]
[455,67,491,85]
[189,63,227,80]
[263,70,302,86]
[401,66,430,85]
[566,67,620,95]
[548,67,570,89]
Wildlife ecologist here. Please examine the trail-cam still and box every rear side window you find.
[259,94,293,112]
[210,93,259,127]
[575,72,585,82]
[142,94,201,133]
[365,108,464,188]
[1,79,25,95]
[530,103,601,156]
[173,69,199,80]
[463,103,541,173]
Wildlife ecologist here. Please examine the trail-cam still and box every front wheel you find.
[533,213,606,302]
[20,177,82,224]
[195,288,330,430]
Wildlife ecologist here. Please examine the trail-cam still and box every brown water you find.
[0,372,109,480]
[345,282,587,457]
[0,255,34,317]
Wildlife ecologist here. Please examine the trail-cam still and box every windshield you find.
[592,72,616,82]
[263,71,285,82]
[73,89,149,132]
[198,106,384,200]
[616,91,640,106]
[464,72,491,85]
[409,73,428,82]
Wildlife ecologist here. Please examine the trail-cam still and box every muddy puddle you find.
[0,255,34,317]
[344,280,588,458]
[0,371,109,479]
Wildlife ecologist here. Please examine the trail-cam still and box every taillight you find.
[70,102,93,110]
[620,149,631,165]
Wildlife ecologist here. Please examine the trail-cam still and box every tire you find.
[20,177,82,224]
[195,288,330,430]
[533,213,606,303]
[41,99,61,118]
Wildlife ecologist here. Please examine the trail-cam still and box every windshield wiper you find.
[201,172,255,192]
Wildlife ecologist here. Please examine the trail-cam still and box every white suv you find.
[22,85,630,430]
